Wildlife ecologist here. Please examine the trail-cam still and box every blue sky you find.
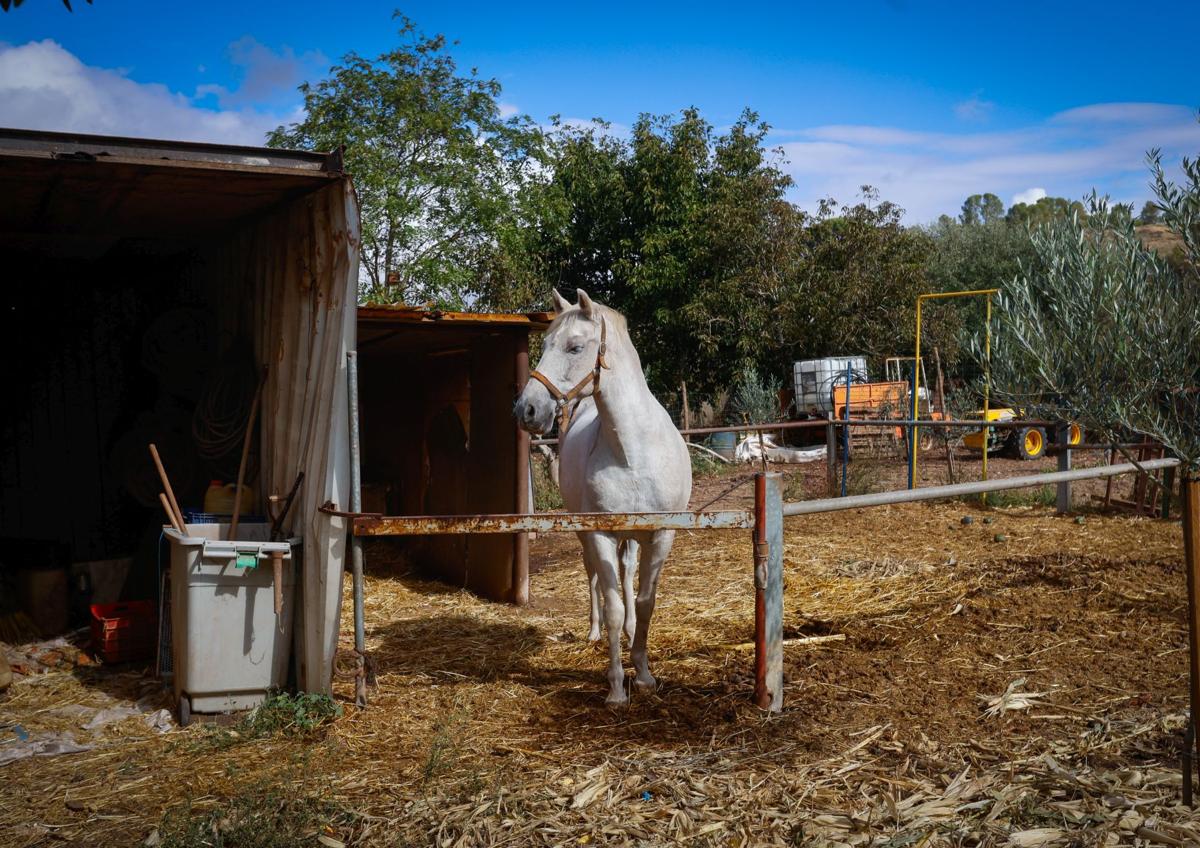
[2,1,1198,221]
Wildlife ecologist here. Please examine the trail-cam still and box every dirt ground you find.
[1,457,1195,846]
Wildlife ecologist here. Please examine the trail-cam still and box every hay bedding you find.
[1,501,1196,846]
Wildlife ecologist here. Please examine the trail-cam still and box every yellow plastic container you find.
[203,481,255,515]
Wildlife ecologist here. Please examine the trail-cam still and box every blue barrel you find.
[707,431,737,460]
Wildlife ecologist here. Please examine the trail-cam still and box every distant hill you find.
[1136,224,1186,260]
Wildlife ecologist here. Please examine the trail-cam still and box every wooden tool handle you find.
[230,367,268,541]
[159,493,184,534]
[149,444,186,531]
[271,551,284,617]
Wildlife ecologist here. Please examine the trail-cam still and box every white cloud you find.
[498,101,520,119]
[775,102,1200,222]
[195,35,326,108]
[954,94,995,122]
[0,39,303,146]
[1011,187,1047,206]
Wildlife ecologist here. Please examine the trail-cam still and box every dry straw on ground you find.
[1,499,1196,846]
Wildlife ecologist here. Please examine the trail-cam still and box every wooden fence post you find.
[1184,474,1200,804]
[753,472,784,713]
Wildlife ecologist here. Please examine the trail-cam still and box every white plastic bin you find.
[165,523,300,724]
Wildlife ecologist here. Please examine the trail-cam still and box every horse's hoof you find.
[587,629,602,643]
[605,693,630,710]
[633,675,657,694]
[623,626,636,644]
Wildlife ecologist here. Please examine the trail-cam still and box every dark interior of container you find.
[0,154,325,638]
[357,322,524,601]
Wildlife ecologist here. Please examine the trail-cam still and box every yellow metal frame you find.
[909,288,999,492]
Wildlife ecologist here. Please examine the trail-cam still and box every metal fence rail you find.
[354,510,753,536]
[782,457,1180,517]
[348,457,1179,716]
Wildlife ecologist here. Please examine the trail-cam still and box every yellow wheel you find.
[1067,423,1083,446]
[1016,426,1046,460]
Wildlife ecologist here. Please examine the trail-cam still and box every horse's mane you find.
[548,300,629,336]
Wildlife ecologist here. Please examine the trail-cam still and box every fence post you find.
[753,472,784,713]
[1056,423,1072,515]
[825,416,837,494]
[1183,475,1200,804]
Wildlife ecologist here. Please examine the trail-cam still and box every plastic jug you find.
[203,481,255,515]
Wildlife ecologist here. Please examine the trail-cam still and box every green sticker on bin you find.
[236,554,258,569]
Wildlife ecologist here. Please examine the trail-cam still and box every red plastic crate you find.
[90,601,157,664]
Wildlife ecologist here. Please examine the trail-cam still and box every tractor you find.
[962,408,1083,460]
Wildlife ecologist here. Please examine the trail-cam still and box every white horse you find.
[544,396,639,644]
[515,289,692,706]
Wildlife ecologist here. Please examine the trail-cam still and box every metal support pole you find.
[841,363,851,498]
[982,294,992,503]
[752,472,784,712]
[513,334,531,605]
[909,299,922,490]
[825,416,837,494]
[1056,423,1072,514]
[346,351,367,708]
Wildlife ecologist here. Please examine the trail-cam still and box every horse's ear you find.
[550,289,570,314]
[576,289,594,319]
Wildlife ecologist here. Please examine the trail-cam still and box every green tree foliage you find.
[1005,195,1086,228]
[784,189,932,368]
[512,109,805,395]
[1138,200,1163,225]
[267,15,543,307]
[922,212,1037,373]
[986,155,1200,467]
[960,193,1006,225]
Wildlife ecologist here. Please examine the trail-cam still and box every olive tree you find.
[986,146,1200,788]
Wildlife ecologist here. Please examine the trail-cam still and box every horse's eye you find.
[568,344,583,354]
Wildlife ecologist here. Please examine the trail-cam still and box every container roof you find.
[359,304,552,329]
[0,127,346,256]
[358,306,553,356]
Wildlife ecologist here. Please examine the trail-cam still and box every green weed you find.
[157,776,352,848]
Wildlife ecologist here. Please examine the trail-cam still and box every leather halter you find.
[528,317,609,436]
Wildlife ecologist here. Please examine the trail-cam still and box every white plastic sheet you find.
[736,434,827,464]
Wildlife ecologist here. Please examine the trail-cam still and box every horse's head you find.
[515,288,608,435]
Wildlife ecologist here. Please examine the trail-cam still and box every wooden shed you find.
[356,306,550,603]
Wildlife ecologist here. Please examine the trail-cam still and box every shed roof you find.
[0,127,345,254]
[359,304,553,329]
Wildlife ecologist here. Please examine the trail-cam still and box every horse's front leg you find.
[620,540,639,644]
[587,569,601,642]
[578,535,601,642]
[631,530,674,693]
[581,531,627,706]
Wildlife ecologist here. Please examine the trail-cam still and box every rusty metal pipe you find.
[354,509,753,536]
[530,417,1073,447]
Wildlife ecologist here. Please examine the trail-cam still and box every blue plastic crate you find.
[182,509,267,525]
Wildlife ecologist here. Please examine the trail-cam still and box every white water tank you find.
[793,356,868,416]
